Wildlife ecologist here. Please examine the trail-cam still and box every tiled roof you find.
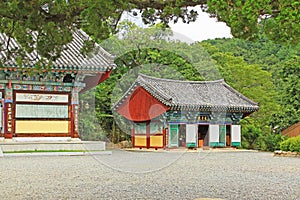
[0,30,115,72]
[281,122,300,137]
[114,74,259,112]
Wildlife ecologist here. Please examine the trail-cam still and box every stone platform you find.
[0,137,106,153]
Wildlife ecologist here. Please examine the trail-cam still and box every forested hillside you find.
[203,38,299,150]
[203,38,300,131]
[80,24,299,151]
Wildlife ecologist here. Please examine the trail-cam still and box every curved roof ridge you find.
[138,73,224,84]
[111,81,139,109]
[137,74,173,104]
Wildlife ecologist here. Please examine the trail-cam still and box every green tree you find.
[202,36,300,134]
[0,0,299,64]
[259,132,284,151]
[95,24,284,145]
[200,42,280,130]
[95,24,206,143]
[203,37,298,71]
[271,56,300,130]
[241,124,261,149]
[79,89,107,141]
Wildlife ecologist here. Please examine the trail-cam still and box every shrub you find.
[280,135,300,152]
[261,133,284,151]
[280,139,291,151]
[289,136,300,152]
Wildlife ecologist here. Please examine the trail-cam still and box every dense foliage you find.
[79,24,298,152]
[0,0,299,65]
[280,135,300,152]
[203,37,299,151]
[1,2,299,150]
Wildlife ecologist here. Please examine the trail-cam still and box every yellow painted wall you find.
[15,121,69,133]
[134,135,146,146]
[150,135,163,147]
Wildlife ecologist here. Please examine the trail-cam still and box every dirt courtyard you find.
[0,150,299,199]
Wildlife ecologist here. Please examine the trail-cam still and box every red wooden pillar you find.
[146,121,150,149]
[0,99,3,138]
[70,104,79,138]
[163,128,167,149]
[70,104,74,137]
[4,102,13,139]
[4,81,13,139]
[132,127,135,148]
[71,89,79,138]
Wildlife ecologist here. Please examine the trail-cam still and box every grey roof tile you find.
[114,74,259,113]
[0,30,115,71]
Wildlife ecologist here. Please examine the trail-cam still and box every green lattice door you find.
[219,125,226,147]
[169,124,179,147]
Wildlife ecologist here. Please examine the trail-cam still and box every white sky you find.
[122,6,232,43]
[170,6,232,42]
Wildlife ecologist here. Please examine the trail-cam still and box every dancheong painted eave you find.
[113,73,259,117]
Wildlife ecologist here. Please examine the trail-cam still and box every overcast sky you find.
[170,6,232,42]
[122,6,232,43]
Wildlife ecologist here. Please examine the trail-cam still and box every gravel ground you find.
[0,150,299,200]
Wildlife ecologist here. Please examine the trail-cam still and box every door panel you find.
[209,125,219,147]
[186,124,197,148]
[219,125,226,147]
[169,124,178,147]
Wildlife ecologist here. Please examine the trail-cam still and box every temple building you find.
[113,74,259,148]
[0,30,115,139]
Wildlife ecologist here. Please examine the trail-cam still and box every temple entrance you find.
[226,125,231,146]
[168,124,187,147]
[198,125,209,147]
[169,124,179,147]
[178,124,186,147]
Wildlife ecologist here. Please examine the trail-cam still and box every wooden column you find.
[132,127,135,147]
[4,102,13,138]
[163,128,167,149]
[71,88,79,138]
[70,104,79,138]
[4,82,13,139]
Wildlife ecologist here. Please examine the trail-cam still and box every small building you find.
[113,74,259,148]
[281,122,300,137]
[0,30,115,139]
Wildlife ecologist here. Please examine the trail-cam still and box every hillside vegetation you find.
[80,25,299,151]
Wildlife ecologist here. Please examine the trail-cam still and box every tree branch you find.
[128,0,207,9]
